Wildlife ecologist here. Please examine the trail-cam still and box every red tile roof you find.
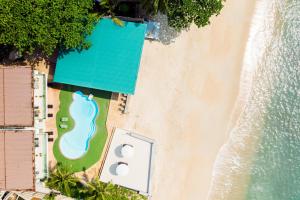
[0,67,33,127]
[0,130,34,190]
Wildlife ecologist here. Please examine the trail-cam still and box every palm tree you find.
[43,192,56,200]
[99,0,124,27]
[80,178,114,200]
[142,0,169,15]
[46,164,79,197]
[80,178,146,200]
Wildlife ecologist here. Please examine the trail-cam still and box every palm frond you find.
[112,17,125,27]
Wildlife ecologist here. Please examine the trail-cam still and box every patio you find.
[100,128,155,197]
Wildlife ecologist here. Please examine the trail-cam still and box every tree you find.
[79,177,109,200]
[43,192,56,200]
[168,0,224,30]
[46,165,80,197]
[142,0,169,15]
[143,0,224,31]
[46,165,146,200]
[80,178,146,200]
[98,0,124,27]
[0,0,98,56]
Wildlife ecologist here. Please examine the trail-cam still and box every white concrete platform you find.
[100,128,155,197]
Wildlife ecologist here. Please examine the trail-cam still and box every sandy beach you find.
[116,0,257,199]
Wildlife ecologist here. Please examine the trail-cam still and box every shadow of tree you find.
[48,82,112,101]
[0,45,28,66]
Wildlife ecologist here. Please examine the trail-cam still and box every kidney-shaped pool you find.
[59,91,99,159]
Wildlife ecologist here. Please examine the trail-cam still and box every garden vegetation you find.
[0,0,223,56]
[142,0,224,30]
[45,164,146,200]
[0,0,97,56]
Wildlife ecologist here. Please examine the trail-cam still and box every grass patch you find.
[53,84,111,172]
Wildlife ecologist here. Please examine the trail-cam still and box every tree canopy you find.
[143,0,224,31]
[46,165,79,197]
[0,0,98,56]
[46,164,146,200]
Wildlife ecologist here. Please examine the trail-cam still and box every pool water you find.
[59,91,99,159]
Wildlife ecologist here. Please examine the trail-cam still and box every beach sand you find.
[115,0,257,199]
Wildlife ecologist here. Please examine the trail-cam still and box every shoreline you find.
[117,0,258,199]
[208,0,280,199]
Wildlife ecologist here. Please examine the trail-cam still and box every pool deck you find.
[106,93,127,133]
[100,128,155,197]
[45,86,103,178]
[45,85,60,170]
[44,88,110,180]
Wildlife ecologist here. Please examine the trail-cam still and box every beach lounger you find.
[61,117,69,122]
[47,131,54,135]
[59,124,68,129]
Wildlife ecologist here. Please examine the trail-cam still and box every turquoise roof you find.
[54,18,147,94]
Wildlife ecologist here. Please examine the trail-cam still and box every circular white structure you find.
[121,144,134,158]
[116,163,129,176]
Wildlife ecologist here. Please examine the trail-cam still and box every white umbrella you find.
[116,163,129,176]
[121,144,134,158]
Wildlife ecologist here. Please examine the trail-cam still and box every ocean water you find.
[208,0,300,199]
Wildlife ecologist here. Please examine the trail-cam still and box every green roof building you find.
[54,18,147,94]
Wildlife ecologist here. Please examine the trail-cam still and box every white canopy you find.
[121,144,134,158]
[116,163,129,176]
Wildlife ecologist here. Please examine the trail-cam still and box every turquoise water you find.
[246,0,300,199]
[208,0,300,199]
[59,91,99,159]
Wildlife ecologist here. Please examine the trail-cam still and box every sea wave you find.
[207,0,279,199]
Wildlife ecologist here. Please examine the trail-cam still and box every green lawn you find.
[53,84,111,172]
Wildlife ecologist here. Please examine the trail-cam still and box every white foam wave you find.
[207,0,278,199]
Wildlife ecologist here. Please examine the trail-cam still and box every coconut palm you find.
[80,178,126,200]
[80,178,146,200]
[46,165,79,197]
[99,0,124,27]
[79,177,108,200]
[142,0,169,15]
[43,192,56,200]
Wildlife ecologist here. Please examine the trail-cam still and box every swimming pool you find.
[59,91,99,159]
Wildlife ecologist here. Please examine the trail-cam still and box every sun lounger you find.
[59,124,68,129]
[61,117,69,122]
[47,131,54,135]
[88,94,94,100]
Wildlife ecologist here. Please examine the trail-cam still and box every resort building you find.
[100,128,155,197]
[0,66,35,192]
[0,67,33,127]
[0,130,34,191]
[33,71,49,193]
[0,66,48,193]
